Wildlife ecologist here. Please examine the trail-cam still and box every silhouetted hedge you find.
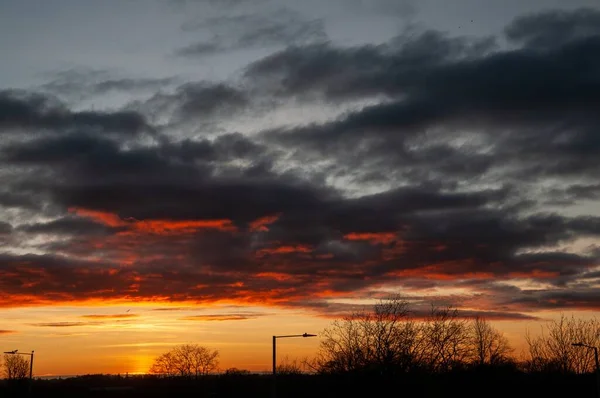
[1,369,597,398]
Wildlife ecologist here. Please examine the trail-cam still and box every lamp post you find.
[3,350,34,396]
[572,343,600,398]
[272,333,317,398]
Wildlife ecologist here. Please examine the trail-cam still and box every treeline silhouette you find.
[308,297,600,375]
[1,369,597,398]
[2,297,599,397]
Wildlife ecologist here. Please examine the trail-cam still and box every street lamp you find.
[3,350,34,396]
[572,342,600,398]
[272,333,317,398]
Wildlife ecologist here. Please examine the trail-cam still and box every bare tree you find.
[313,295,422,374]
[525,314,600,374]
[149,344,219,377]
[2,354,30,380]
[313,298,525,375]
[277,356,305,375]
[469,316,513,366]
[422,305,470,372]
[224,367,252,376]
[312,314,369,374]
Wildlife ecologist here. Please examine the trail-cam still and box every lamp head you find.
[302,333,317,338]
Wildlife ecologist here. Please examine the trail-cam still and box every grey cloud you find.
[177,8,327,56]
[244,30,496,101]
[140,81,248,125]
[0,90,151,136]
[176,41,224,57]
[19,217,117,236]
[505,7,600,49]
[41,69,177,100]
[251,11,600,192]
[508,288,600,311]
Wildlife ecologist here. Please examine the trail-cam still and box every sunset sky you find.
[1,0,600,376]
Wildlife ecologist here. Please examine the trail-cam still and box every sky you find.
[1,0,600,376]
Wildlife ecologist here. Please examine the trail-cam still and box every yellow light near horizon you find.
[131,354,155,375]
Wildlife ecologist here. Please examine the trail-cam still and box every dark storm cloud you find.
[545,184,600,205]
[244,31,497,100]
[1,131,243,184]
[248,9,600,191]
[139,81,249,125]
[0,190,41,210]
[172,82,248,121]
[2,7,600,318]
[0,90,151,135]
[2,125,599,313]
[0,129,317,223]
[0,222,12,235]
[177,8,327,56]
[508,288,600,311]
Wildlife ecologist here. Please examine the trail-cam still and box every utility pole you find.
[29,351,34,397]
[3,349,34,397]
[572,343,600,398]
[271,333,317,398]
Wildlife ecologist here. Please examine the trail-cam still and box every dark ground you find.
[1,370,596,398]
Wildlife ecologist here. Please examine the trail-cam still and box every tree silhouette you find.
[149,344,219,377]
[525,314,600,374]
[2,353,29,380]
[422,305,470,372]
[312,295,421,374]
[470,316,513,366]
[312,297,521,375]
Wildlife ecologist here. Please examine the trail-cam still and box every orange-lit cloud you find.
[0,330,16,335]
[69,207,237,234]
[249,213,281,232]
[256,244,313,256]
[344,232,397,244]
[389,265,495,281]
[67,208,124,227]
[255,272,294,281]
[508,270,560,279]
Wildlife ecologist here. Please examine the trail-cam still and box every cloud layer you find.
[1,7,600,320]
